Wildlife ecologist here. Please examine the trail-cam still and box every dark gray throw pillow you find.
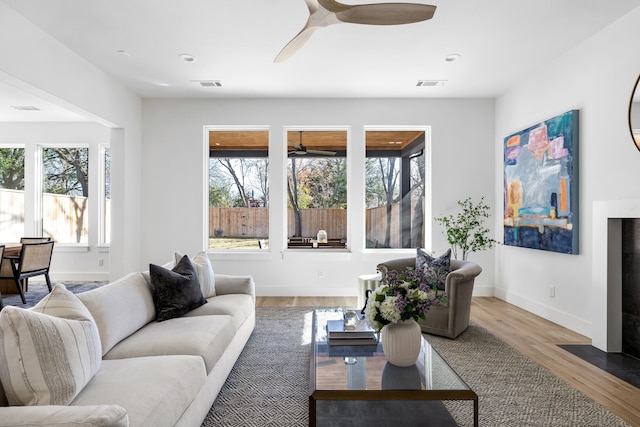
[149,255,207,321]
[415,248,451,291]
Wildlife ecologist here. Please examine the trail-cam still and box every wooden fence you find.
[209,207,348,239]
[365,203,402,248]
[0,189,89,243]
[209,203,416,245]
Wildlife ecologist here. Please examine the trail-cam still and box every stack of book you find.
[326,317,378,346]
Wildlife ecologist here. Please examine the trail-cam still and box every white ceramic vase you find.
[381,319,422,367]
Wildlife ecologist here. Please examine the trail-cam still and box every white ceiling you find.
[2,0,640,121]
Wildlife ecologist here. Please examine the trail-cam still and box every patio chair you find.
[0,241,55,304]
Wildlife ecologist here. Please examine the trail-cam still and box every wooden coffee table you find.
[309,309,478,426]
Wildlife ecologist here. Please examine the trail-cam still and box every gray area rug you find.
[3,288,630,426]
[203,307,630,427]
[1,281,104,308]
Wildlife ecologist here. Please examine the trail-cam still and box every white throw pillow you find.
[174,251,216,298]
[0,284,102,406]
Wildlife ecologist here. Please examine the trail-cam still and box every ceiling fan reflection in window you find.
[288,131,336,156]
[274,0,437,63]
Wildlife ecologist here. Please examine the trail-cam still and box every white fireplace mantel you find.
[592,199,640,352]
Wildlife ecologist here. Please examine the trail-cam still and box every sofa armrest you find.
[215,274,255,301]
[0,404,128,427]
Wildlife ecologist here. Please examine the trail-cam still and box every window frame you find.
[283,125,351,253]
[363,125,432,252]
[37,143,91,246]
[98,143,110,247]
[203,125,272,253]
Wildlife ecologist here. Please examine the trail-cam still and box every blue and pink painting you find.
[503,110,579,254]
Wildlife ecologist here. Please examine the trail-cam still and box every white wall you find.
[0,122,111,280]
[495,7,640,337]
[0,2,143,280]
[141,98,496,297]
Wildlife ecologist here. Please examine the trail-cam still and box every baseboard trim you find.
[495,288,591,338]
[48,272,110,282]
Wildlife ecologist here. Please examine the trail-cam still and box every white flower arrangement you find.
[364,266,447,332]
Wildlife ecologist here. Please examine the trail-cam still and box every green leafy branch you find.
[434,196,497,260]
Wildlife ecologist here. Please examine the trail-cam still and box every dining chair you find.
[0,241,55,304]
[19,237,52,243]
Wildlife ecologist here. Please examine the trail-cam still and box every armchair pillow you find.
[0,284,102,406]
[149,255,207,321]
[415,248,451,290]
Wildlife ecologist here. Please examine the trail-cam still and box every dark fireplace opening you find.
[622,218,640,360]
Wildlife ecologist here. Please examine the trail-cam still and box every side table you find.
[357,273,381,311]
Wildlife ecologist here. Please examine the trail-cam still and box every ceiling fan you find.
[274,0,437,63]
[288,131,337,156]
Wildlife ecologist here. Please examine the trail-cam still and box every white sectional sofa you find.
[0,254,256,427]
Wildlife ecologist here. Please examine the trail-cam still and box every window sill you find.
[53,244,90,253]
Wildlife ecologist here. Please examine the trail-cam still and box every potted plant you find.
[434,196,496,260]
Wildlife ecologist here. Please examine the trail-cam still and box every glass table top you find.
[312,309,472,393]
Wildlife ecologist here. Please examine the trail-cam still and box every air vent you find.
[191,80,222,88]
[10,106,40,111]
[416,80,446,87]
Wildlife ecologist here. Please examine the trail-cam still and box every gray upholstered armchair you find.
[376,258,482,339]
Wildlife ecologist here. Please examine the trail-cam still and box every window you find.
[286,130,347,249]
[0,147,25,241]
[365,130,427,249]
[41,146,89,243]
[208,128,269,250]
[100,145,111,245]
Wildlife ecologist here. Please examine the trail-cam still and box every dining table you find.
[0,243,22,295]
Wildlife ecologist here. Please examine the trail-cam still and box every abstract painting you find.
[503,110,579,254]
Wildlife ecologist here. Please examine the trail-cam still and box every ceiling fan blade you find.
[307,149,337,155]
[332,2,437,25]
[274,25,319,63]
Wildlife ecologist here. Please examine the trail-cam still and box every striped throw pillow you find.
[175,251,216,298]
[0,284,102,406]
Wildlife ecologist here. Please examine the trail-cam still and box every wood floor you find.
[256,295,640,426]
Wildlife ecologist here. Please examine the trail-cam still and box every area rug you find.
[2,291,630,426]
[202,307,630,427]
[1,281,105,308]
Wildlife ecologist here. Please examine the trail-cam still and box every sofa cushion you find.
[149,255,207,321]
[72,356,206,427]
[175,251,216,298]
[184,294,254,329]
[0,284,101,406]
[77,272,156,355]
[415,248,451,290]
[103,315,236,374]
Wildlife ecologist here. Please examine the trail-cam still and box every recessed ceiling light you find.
[179,53,196,63]
[445,54,461,62]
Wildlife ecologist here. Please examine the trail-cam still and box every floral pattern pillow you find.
[415,248,451,290]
